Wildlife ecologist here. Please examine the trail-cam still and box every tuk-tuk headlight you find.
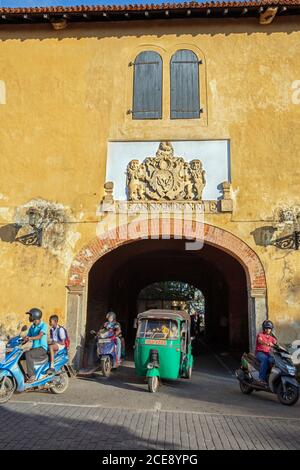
[147,363,154,369]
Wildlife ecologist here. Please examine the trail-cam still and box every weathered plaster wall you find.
[0,18,299,342]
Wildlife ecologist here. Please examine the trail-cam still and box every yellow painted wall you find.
[0,18,299,343]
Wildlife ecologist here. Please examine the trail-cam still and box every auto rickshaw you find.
[134,309,193,393]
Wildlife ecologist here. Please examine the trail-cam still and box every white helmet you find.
[106,311,116,321]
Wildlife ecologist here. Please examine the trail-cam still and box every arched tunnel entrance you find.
[84,238,249,362]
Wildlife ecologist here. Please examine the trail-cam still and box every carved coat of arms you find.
[126,142,206,201]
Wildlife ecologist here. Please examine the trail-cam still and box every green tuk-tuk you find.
[134,309,193,393]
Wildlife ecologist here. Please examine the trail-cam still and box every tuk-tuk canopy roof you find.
[137,309,191,323]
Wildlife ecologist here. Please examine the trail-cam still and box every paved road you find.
[1,401,300,450]
[1,350,299,450]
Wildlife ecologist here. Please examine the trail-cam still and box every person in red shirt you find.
[255,320,277,384]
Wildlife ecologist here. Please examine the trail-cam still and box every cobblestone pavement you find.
[0,401,299,450]
[2,349,299,450]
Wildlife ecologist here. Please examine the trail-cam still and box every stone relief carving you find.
[126,160,146,201]
[126,142,206,202]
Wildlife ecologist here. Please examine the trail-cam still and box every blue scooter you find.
[0,325,70,404]
[91,329,122,377]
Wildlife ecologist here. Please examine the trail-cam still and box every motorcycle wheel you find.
[0,376,16,404]
[239,381,253,395]
[277,383,299,406]
[148,376,159,393]
[101,357,112,377]
[50,372,69,394]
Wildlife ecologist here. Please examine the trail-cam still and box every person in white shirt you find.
[47,315,67,374]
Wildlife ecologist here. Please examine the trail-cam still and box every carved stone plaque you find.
[126,142,206,202]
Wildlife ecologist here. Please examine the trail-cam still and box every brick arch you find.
[67,221,266,291]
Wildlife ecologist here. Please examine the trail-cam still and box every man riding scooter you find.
[0,310,70,403]
[101,312,122,364]
[236,319,299,405]
[24,308,48,383]
[255,320,277,385]
[90,311,124,377]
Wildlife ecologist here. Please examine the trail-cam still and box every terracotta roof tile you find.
[0,1,299,21]
[0,1,299,14]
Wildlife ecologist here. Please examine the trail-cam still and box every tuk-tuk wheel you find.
[148,376,159,393]
[183,366,192,379]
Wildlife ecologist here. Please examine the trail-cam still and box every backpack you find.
[51,325,70,349]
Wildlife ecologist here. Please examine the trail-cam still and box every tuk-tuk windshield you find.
[137,319,179,340]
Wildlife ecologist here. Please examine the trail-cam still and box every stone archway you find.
[66,221,267,368]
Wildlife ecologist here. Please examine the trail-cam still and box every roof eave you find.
[0,3,299,25]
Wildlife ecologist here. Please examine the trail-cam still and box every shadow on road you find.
[0,404,169,450]
[77,364,150,393]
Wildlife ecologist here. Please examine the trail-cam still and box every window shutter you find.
[133,51,162,120]
[170,50,200,119]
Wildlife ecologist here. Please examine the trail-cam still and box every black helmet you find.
[262,320,274,330]
[26,308,42,321]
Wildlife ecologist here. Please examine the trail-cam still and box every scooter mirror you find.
[21,325,28,332]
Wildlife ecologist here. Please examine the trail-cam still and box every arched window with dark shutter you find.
[132,51,162,120]
[170,50,200,119]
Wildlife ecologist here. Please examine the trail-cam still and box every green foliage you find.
[139,281,205,315]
